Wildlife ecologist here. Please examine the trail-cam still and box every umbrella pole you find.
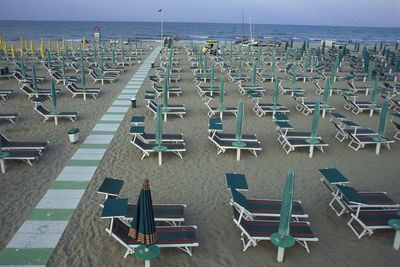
[55,116,58,126]
[0,159,6,174]
[236,148,241,161]
[220,111,223,120]
[277,247,285,263]
[158,151,162,166]
[322,109,326,118]
[145,247,150,267]
[309,145,314,158]
[375,143,381,155]
[164,113,167,122]
[394,230,400,250]
[84,92,86,101]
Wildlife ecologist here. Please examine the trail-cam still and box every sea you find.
[0,20,399,45]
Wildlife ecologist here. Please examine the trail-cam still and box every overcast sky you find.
[1,0,399,27]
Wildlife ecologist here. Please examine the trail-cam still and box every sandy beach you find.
[1,42,399,267]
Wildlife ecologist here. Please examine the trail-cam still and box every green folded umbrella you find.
[304,56,308,74]
[112,49,116,68]
[252,64,257,86]
[367,64,374,84]
[291,63,297,87]
[61,55,66,77]
[20,56,26,76]
[371,75,379,104]
[378,99,389,136]
[271,52,276,74]
[100,56,104,78]
[238,56,242,73]
[32,64,37,90]
[210,64,214,89]
[129,179,160,265]
[162,78,168,108]
[235,99,243,141]
[219,76,224,107]
[51,78,57,113]
[271,168,295,263]
[47,50,51,69]
[323,77,330,104]
[155,102,163,145]
[311,98,320,138]
[273,78,278,106]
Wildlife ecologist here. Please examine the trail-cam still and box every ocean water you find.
[0,20,399,44]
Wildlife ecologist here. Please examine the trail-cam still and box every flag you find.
[158,8,162,12]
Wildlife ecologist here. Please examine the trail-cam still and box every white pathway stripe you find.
[36,198,81,209]
[17,221,69,235]
[101,114,126,121]
[107,107,129,113]
[117,95,135,99]
[83,135,114,144]
[7,234,63,248]
[71,149,107,160]
[42,190,85,199]
[56,166,97,181]
[93,124,120,132]
[113,100,131,105]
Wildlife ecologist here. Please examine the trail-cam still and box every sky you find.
[0,0,399,27]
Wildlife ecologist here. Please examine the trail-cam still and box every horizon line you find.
[0,19,399,29]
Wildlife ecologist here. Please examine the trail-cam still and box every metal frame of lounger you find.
[208,134,261,157]
[229,188,308,221]
[238,85,266,96]
[196,85,220,96]
[156,72,180,83]
[89,71,116,84]
[203,101,238,118]
[105,218,198,258]
[295,100,335,117]
[2,149,41,166]
[66,83,100,99]
[0,90,13,101]
[347,82,371,95]
[342,95,381,116]
[282,137,328,157]
[227,73,249,83]
[35,105,78,123]
[0,113,19,124]
[278,82,305,95]
[147,100,185,120]
[20,85,61,99]
[314,81,341,96]
[50,71,78,85]
[347,133,394,152]
[0,133,48,151]
[252,103,290,117]
[392,121,400,140]
[131,135,186,160]
[129,127,184,143]
[152,83,182,98]
[209,131,258,142]
[232,207,318,253]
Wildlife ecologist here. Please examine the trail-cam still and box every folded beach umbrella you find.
[233,99,246,161]
[238,56,242,73]
[129,42,132,57]
[30,41,34,55]
[51,78,57,113]
[82,36,86,50]
[271,168,295,263]
[81,62,87,101]
[100,56,104,78]
[252,64,257,86]
[19,37,23,52]
[219,76,224,108]
[129,179,159,266]
[322,77,331,104]
[64,44,68,60]
[93,43,97,60]
[48,40,51,53]
[291,63,297,87]
[203,56,207,74]
[321,40,325,56]
[162,78,168,107]
[62,37,65,50]
[304,56,308,74]
[11,43,15,60]
[102,39,106,54]
[311,98,320,138]
[152,102,168,165]
[32,64,37,91]
[71,39,74,51]
[61,55,66,77]
[121,42,125,60]
[378,98,389,136]
[20,56,26,76]
[371,75,379,104]
[47,50,51,70]
[56,40,60,55]
[229,49,232,66]
[271,51,276,74]
[210,64,214,89]
[366,64,374,84]
[273,78,279,106]
[112,49,116,68]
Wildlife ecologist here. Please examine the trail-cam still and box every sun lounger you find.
[35,105,78,124]
[342,95,381,116]
[20,84,61,99]
[238,85,266,96]
[347,132,394,153]
[314,81,341,95]
[105,218,198,258]
[1,149,41,167]
[129,126,184,143]
[104,63,124,72]
[0,133,48,151]
[231,207,318,252]
[152,83,182,98]
[66,83,100,99]
[0,89,14,101]
[89,70,116,84]
[230,188,308,221]
[196,85,220,96]
[147,100,185,120]
[208,134,261,157]
[282,137,328,157]
[0,113,19,124]
[252,103,289,117]
[156,72,180,83]
[347,82,372,95]
[130,135,186,160]
[13,71,45,84]
[203,101,238,118]
[279,82,305,95]
[50,71,79,84]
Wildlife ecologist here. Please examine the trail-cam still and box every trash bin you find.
[68,128,79,143]
[151,63,155,68]
[131,97,136,108]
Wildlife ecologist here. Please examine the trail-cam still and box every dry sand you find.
[1,43,400,267]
